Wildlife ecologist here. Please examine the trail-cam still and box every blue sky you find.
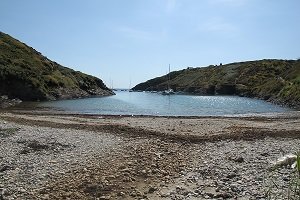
[1,0,300,88]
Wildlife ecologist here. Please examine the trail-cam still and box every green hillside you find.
[133,60,300,108]
[0,32,114,101]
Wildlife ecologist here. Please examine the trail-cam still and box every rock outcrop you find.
[0,95,22,108]
[0,32,114,101]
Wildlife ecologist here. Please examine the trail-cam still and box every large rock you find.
[0,95,22,108]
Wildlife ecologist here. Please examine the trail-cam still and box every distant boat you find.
[162,64,175,95]
[162,88,175,95]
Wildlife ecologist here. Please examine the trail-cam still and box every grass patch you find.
[266,152,300,199]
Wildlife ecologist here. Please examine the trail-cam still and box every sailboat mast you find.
[129,78,131,90]
[168,64,170,90]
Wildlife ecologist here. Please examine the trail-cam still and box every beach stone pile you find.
[0,96,22,109]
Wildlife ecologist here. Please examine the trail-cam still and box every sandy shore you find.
[0,111,300,199]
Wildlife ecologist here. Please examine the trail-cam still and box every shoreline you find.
[3,106,300,118]
[4,90,298,118]
[1,111,300,199]
[1,111,300,142]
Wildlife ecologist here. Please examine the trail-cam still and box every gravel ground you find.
[0,120,125,199]
[0,112,299,199]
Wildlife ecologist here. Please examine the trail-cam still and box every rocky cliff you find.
[133,60,300,108]
[0,32,114,101]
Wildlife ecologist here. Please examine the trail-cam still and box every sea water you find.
[32,91,292,116]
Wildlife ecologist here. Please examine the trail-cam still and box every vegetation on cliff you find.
[0,32,113,101]
[133,60,300,108]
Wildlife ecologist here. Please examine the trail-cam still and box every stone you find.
[234,156,244,163]
[99,196,110,200]
[117,192,125,197]
[203,187,217,198]
[194,189,201,194]
[106,175,116,180]
[183,190,191,196]
[148,186,157,193]
[226,172,237,179]
[0,165,11,172]
[273,154,297,168]
[19,188,26,193]
[260,152,269,157]
[160,193,170,198]
[215,192,232,198]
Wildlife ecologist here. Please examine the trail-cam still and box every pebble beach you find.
[1,111,300,199]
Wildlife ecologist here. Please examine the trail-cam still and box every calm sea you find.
[26,90,292,116]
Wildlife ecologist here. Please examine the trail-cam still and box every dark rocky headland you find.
[133,60,300,109]
[0,31,114,104]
